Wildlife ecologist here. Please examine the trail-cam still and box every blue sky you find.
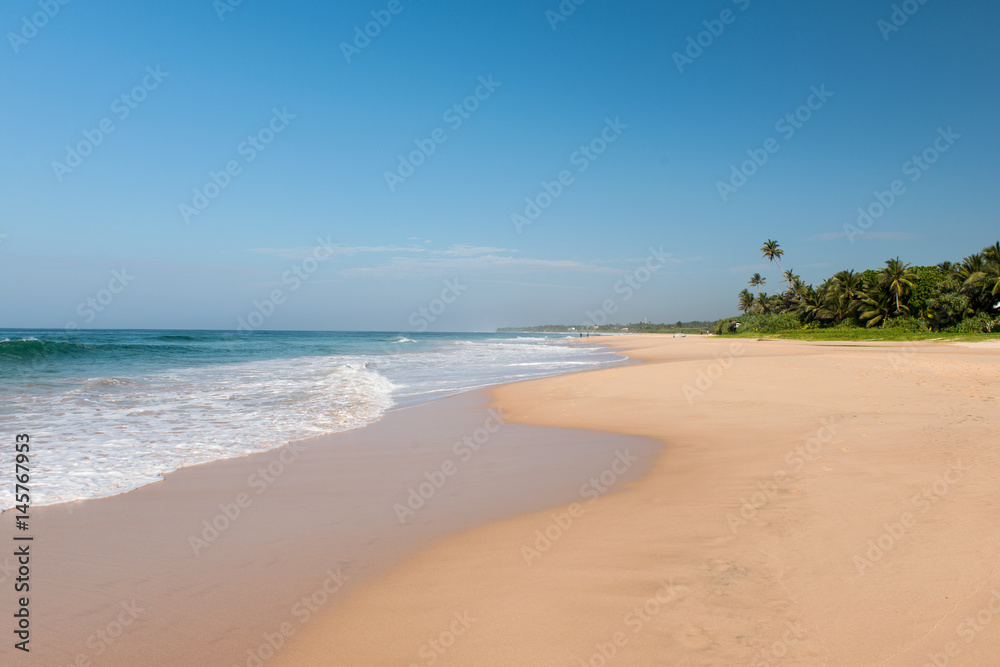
[2,0,997,331]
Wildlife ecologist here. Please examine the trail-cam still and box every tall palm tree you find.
[738,289,755,314]
[760,239,785,277]
[748,273,765,298]
[881,257,917,315]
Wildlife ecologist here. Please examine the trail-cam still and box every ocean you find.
[0,329,621,510]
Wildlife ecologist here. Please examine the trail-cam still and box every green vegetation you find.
[718,240,1000,339]
[498,321,714,335]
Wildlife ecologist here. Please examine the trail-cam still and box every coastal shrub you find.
[880,316,929,332]
[712,312,801,335]
[712,317,739,334]
[957,313,998,333]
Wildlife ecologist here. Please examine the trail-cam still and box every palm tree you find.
[782,268,801,297]
[832,269,864,301]
[738,289,755,314]
[799,285,830,323]
[825,289,854,323]
[757,292,770,314]
[860,284,904,328]
[820,270,863,322]
[962,245,1000,305]
[760,239,785,277]
[977,242,1000,300]
[792,277,807,295]
[958,254,987,282]
[748,273,765,298]
[983,241,1000,266]
[881,257,917,315]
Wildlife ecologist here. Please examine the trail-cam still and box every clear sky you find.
[2,0,997,331]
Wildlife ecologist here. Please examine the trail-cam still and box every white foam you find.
[0,336,619,510]
[0,356,395,509]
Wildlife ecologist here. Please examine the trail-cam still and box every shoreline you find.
[1,376,660,665]
[0,334,626,514]
[271,335,1000,666]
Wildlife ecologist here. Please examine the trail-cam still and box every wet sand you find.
[0,390,661,666]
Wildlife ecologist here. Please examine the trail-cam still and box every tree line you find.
[724,239,1000,333]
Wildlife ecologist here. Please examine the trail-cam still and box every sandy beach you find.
[272,335,1000,666]
[4,334,1000,666]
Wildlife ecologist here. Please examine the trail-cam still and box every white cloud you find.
[341,254,619,279]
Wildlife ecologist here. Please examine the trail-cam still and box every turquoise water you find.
[0,329,621,508]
